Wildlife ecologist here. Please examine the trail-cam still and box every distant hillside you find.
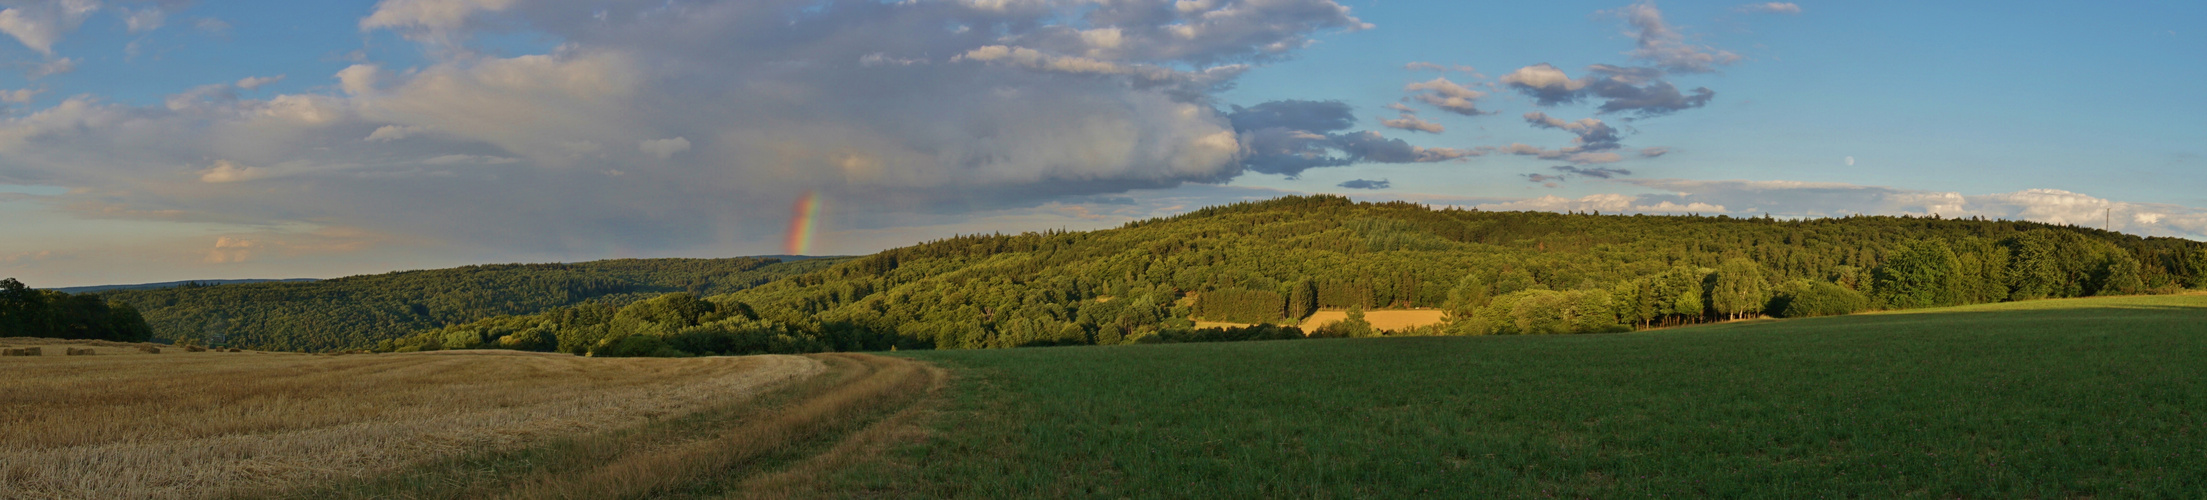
[103,257,849,351]
[375,195,2207,357]
[50,279,320,294]
[710,196,2207,350]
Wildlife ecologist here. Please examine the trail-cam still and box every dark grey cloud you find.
[1481,3,1741,164]
[1620,1,1740,74]
[1492,143,1624,165]
[1584,69,1716,117]
[1229,100,1479,177]
[1517,165,1631,186]
[1334,131,1477,163]
[1501,63,1714,118]
[1337,178,1391,190]
[1523,112,1621,150]
[1227,99,1356,133]
[1552,165,1632,179]
[1494,1,1732,119]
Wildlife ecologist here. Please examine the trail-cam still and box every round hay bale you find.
[140,346,162,354]
[65,348,95,356]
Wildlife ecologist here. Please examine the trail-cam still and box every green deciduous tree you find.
[0,278,155,341]
[1777,281,1870,318]
[1872,239,1962,309]
[1711,258,1771,320]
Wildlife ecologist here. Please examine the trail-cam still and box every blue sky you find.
[1,0,2203,287]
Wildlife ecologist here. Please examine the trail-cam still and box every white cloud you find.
[1404,77,1487,116]
[120,6,163,33]
[192,17,228,34]
[28,57,74,78]
[164,83,236,111]
[1499,64,1586,105]
[1375,181,2207,240]
[0,87,37,103]
[1404,61,1475,73]
[1736,3,1803,15]
[204,236,259,263]
[359,0,515,42]
[638,137,690,159]
[365,124,422,142]
[236,75,286,90]
[1473,193,1727,214]
[1596,180,2207,239]
[197,160,265,183]
[1379,113,1443,134]
[0,0,99,56]
[859,53,925,67]
[421,154,518,165]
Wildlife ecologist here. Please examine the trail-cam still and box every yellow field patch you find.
[1298,309,1450,332]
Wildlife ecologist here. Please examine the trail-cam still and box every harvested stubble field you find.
[0,346,942,499]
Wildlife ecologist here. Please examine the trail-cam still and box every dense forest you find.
[103,257,846,351]
[0,278,154,341]
[376,196,2207,357]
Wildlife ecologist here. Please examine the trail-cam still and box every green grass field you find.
[833,294,2207,498]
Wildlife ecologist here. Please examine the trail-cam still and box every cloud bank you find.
[1441,180,2207,240]
[0,0,1391,259]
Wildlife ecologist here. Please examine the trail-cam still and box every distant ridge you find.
[100,256,848,351]
[49,279,321,294]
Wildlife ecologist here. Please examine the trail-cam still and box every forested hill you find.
[372,195,2206,357]
[50,279,319,294]
[103,257,847,351]
[717,195,2205,348]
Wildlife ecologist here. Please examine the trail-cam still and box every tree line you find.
[0,278,154,341]
[100,257,844,351]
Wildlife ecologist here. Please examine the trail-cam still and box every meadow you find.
[0,345,937,499]
[825,294,2207,497]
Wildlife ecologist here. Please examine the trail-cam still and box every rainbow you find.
[784,191,821,255]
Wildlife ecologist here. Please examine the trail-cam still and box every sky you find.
[1,0,2203,287]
